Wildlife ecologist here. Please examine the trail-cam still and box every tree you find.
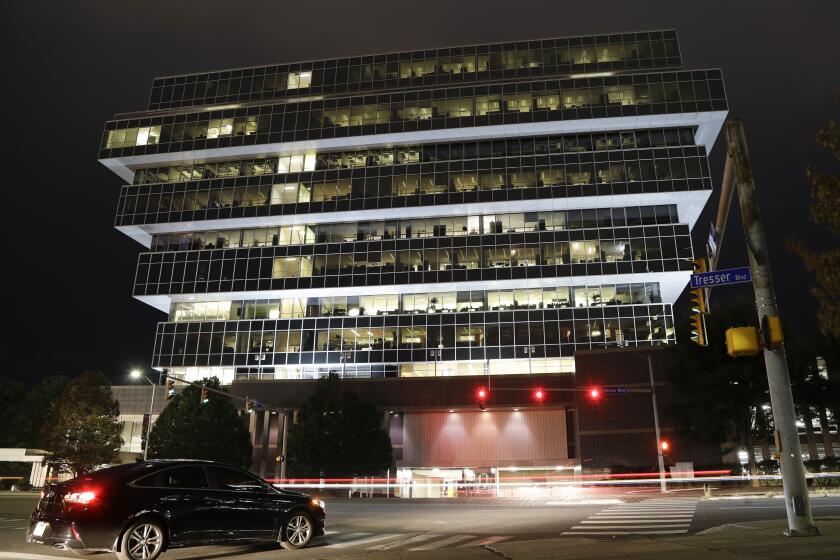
[146,377,252,468]
[287,373,392,478]
[786,334,839,459]
[41,372,124,476]
[789,116,840,337]
[667,298,769,478]
[0,376,69,449]
[0,377,27,447]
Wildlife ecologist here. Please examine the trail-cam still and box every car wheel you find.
[280,511,314,549]
[116,518,164,560]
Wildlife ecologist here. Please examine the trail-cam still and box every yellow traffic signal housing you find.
[726,326,761,357]
[689,287,707,315]
[690,313,707,346]
[763,315,784,348]
[688,258,708,345]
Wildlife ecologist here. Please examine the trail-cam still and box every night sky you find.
[4,1,839,385]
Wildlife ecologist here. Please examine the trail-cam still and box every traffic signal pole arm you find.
[161,370,270,412]
[711,153,735,272]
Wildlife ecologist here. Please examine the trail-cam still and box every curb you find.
[701,491,840,501]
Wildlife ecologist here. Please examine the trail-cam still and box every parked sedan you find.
[26,459,325,559]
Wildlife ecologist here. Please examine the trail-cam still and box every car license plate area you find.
[32,521,49,537]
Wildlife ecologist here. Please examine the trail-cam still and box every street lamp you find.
[131,368,163,461]
[340,352,353,378]
[632,352,667,493]
[429,344,443,377]
[522,346,535,375]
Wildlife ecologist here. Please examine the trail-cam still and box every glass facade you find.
[100,69,725,158]
[116,130,710,227]
[134,221,693,297]
[149,205,679,251]
[147,30,681,111]
[100,31,724,383]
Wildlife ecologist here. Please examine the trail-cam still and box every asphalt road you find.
[1,493,838,559]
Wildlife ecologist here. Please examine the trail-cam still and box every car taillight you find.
[65,490,97,505]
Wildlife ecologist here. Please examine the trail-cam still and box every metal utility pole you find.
[143,377,157,461]
[280,410,289,481]
[646,354,667,493]
[726,120,819,536]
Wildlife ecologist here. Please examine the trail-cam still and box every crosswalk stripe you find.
[408,534,476,550]
[606,508,698,511]
[592,513,694,519]
[371,533,441,550]
[324,532,372,543]
[328,533,402,548]
[459,535,511,547]
[604,508,697,513]
[563,529,688,535]
[571,525,689,530]
[562,499,698,538]
[582,519,691,524]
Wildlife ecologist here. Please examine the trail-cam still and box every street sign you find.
[707,224,719,258]
[603,386,627,394]
[690,266,752,288]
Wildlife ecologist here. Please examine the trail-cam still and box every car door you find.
[204,466,289,542]
[143,465,214,545]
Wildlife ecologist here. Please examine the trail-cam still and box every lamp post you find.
[131,369,163,461]
[430,344,443,376]
[522,345,535,375]
[340,352,353,378]
[632,353,667,493]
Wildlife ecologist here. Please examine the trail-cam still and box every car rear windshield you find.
[64,463,152,487]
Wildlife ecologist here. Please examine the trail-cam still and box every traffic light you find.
[476,387,488,411]
[533,387,545,404]
[165,378,176,400]
[588,387,601,402]
[689,258,708,346]
[690,313,707,347]
[200,385,209,404]
[660,440,670,452]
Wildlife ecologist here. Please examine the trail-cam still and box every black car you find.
[26,460,325,559]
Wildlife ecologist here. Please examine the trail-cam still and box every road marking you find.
[591,514,694,518]
[408,534,476,550]
[371,533,441,550]
[563,529,689,535]
[720,505,840,509]
[581,519,691,524]
[563,498,699,537]
[459,535,511,547]
[0,554,77,560]
[324,532,372,542]
[571,524,689,530]
[327,533,402,548]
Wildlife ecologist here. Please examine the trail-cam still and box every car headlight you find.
[311,498,325,510]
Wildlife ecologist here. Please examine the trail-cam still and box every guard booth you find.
[0,449,53,488]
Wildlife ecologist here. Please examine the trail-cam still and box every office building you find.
[101,30,727,481]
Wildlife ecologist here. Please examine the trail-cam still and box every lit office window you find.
[287,71,312,90]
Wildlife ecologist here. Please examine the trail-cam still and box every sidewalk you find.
[390,519,840,560]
